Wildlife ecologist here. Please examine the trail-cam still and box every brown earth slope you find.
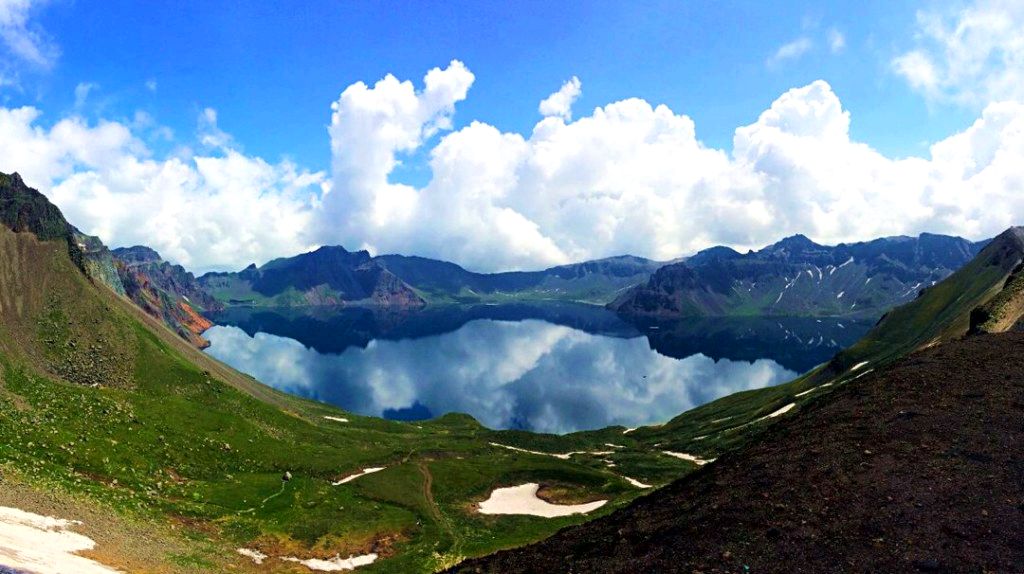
[452,332,1024,574]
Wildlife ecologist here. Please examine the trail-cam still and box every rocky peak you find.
[113,245,163,265]
[0,171,73,242]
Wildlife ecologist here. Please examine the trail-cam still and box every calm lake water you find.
[204,303,870,434]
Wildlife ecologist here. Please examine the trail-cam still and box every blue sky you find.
[12,0,976,169]
[2,0,1023,273]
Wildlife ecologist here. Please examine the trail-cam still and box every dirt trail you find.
[418,461,460,556]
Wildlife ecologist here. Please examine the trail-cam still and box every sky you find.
[1,0,1023,273]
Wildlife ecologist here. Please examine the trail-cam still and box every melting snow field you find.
[0,506,120,574]
[623,477,652,489]
[323,416,349,423]
[477,483,608,517]
[332,467,386,485]
[282,554,379,571]
[238,548,378,571]
[662,451,715,466]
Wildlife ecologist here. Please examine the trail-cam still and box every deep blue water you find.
[204,303,870,434]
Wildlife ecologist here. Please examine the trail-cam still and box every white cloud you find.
[538,76,582,121]
[828,28,846,53]
[767,37,813,67]
[73,82,96,109]
[893,1,1024,105]
[145,79,157,92]
[0,0,57,69]
[318,63,1024,272]
[9,60,1024,275]
[0,106,327,272]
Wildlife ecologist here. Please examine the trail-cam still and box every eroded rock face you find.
[113,246,223,348]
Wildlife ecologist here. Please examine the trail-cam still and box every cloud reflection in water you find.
[204,318,798,434]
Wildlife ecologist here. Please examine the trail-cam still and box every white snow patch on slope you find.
[281,553,378,571]
[662,451,715,466]
[332,467,386,485]
[0,506,121,574]
[755,403,796,423]
[477,484,607,517]
[623,477,652,489]
[237,548,268,564]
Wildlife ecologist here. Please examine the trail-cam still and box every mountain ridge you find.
[610,231,988,318]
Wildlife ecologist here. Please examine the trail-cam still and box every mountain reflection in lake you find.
[204,303,870,434]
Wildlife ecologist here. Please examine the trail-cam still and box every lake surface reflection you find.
[204,303,870,434]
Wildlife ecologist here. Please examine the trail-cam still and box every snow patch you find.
[237,548,268,564]
[281,553,378,571]
[662,451,715,466]
[332,467,386,485]
[850,361,869,371]
[324,416,349,423]
[623,477,652,489]
[755,403,796,422]
[477,484,607,517]
[0,506,121,574]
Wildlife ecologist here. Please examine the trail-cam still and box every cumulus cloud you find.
[538,76,582,121]
[0,105,327,272]
[12,59,1024,275]
[0,0,57,69]
[318,63,1024,272]
[893,0,1024,105]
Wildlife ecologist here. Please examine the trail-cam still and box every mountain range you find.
[610,232,988,318]
[192,231,989,320]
